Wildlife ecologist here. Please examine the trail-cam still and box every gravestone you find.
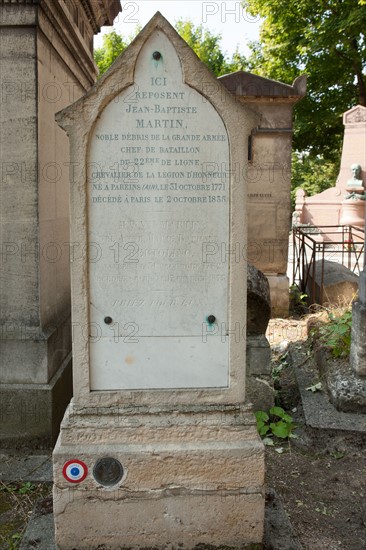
[53,13,265,549]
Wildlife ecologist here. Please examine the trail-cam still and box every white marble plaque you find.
[88,32,230,390]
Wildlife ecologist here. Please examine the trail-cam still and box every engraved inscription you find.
[88,31,230,390]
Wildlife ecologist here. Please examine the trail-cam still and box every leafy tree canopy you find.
[94,20,248,77]
[291,153,339,207]
[243,0,366,163]
[174,20,248,76]
[94,28,143,76]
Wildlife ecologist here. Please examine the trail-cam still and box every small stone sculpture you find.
[345,163,365,200]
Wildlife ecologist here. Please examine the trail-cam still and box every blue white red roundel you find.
[62,460,88,483]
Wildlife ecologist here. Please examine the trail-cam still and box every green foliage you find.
[330,450,345,459]
[94,29,140,76]
[317,308,352,358]
[243,0,366,161]
[289,284,308,310]
[0,481,36,495]
[176,20,250,76]
[0,481,51,549]
[17,482,36,495]
[8,533,21,550]
[175,20,226,76]
[94,20,249,78]
[255,406,297,441]
[291,152,340,207]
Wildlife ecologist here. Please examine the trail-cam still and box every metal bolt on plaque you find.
[93,457,124,487]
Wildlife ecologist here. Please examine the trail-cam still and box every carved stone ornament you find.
[344,105,366,125]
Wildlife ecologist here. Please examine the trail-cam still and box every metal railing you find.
[292,225,364,304]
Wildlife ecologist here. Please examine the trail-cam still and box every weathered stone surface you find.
[264,488,303,550]
[53,405,264,549]
[291,343,366,433]
[0,354,72,448]
[53,12,264,549]
[55,12,258,409]
[220,72,307,317]
[247,335,272,375]
[307,260,359,306]
[350,300,366,377]
[315,344,366,414]
[246,335,274,411]
[358,268,366,304]
[54,493,264,550]
[0,0,120,447]
[247,263,271,335]
[246,374,274,412]
[0,455,52,483]
[267,275,290,318]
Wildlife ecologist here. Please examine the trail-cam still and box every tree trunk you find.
[357,71,366,106]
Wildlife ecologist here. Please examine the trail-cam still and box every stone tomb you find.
[53,13,264,549]
[296,105,366,234]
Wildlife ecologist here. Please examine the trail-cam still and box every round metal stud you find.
[104,316,113,325]
[207,315,216,324]
[93,457,124,487]
[152,51,162,60]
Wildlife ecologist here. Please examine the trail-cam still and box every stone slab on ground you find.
[307,259,359,306]
[19,488,299,550]
[20,500,55,550]
[0,453,52,482]
[315,347,366,414]
[264,489,303,550]
[290,345,366,432]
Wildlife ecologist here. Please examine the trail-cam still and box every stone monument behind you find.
[296,105,366,234]
[0,0,120,447]
[220,71,307,317]
[53,13,264,549]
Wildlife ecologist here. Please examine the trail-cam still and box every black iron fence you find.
[292,225,364,304]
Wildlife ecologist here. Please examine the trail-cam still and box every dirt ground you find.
[265,317,366,550]
[0,481,50,549]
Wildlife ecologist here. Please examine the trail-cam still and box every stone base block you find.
[53,403,265,549]
[0,354,72,449]
[266,275,289,318]
[246,376,274,412]
[246,335,274,411]
[53,491,263,550]
[350,300,366,377]
[247,335,271,377]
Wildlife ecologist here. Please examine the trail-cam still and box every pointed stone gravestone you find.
[53,13,264,549]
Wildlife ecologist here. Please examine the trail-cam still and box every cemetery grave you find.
[1,4,365,549]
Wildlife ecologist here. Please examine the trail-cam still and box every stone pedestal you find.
[340,199,365,227]
[53,403,264,549]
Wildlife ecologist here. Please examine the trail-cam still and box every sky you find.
[94,1,262,58]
